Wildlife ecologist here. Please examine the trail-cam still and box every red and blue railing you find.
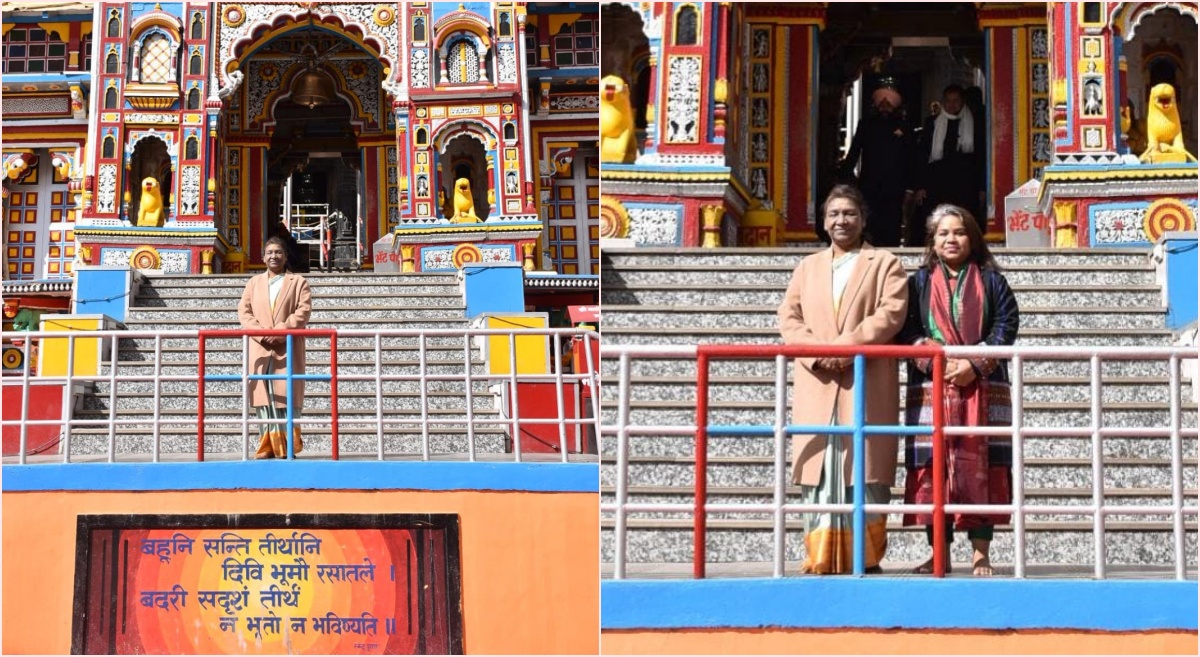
[197,328,339,461]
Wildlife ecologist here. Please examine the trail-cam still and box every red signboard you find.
[567,305,600,323]
[72,514,462,655]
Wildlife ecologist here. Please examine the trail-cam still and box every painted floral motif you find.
[498,43,517,83]
[627,207,680,246]
[480,246,514,262]
[411,49,430,87]
[97,164,117,214]
[181,166,201,216]
[1093,207,1147,244]
[665,56,701,143]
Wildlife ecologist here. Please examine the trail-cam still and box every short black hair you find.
[943,84,965,98]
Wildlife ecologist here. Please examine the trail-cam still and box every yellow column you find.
[1052,200,1078,248]
[701,204,725,248]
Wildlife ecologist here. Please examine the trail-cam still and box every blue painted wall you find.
[462,263,525,318]
[3,461,598,493]
[1163,232,1198,330]
[72,267,135,322]
[602,578,1198,631]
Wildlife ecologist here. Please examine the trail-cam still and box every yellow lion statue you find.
[600,74,637,164]
[136,177,165,227]
[450,177,480,223]
[1141,83,1195,163]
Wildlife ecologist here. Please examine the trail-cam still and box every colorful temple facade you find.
[3,1,599,327]
[599,1,1197,247]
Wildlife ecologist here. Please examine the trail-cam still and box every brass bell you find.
[291,67,335,109]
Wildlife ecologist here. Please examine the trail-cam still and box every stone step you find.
[126,306,467,322]
[601,284,1163,309]
[599,327,1173,347]
[601,377,1190,406]
[601,491,1197,524]
[122,318,472,332]
[601,357,1180,380]
[601,431,1198,461]
[602,399,1198,429]
[602,264,1156,288]
[599,456,1198,490]
[115,342,484,361]
[80,387,503,411]
[599,524,1198,567]
[61,432,513,459]
[134,294,465,309]
[601,247,1155,268]
[102,358,486,374]
[600,306,1166,331]
[117,333,475,349]
[141,272,459,287]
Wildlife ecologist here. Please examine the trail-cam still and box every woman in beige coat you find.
[777,184,908,574]
[238,236,312,458]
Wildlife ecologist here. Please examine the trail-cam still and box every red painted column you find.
[786,26,814,235]
[987,26,1016,238]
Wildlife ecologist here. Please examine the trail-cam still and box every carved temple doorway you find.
[817,3,986,240]
[224,15,389,272]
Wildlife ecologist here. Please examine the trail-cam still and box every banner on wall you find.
[71,514,463,655]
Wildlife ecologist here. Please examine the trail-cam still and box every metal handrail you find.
[197,328,338,461]
[600,343,1199,580]
[2,327,601,465]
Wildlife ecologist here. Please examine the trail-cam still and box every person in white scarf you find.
[913,84,986,245]
[928,100,974,162]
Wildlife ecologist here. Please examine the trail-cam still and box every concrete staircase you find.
[68,272,519,459]
[600,247,1198,574]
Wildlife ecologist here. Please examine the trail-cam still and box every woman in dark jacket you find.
[897,204,1019,576]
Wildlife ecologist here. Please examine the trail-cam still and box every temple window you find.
[102,136,116,159]
[446,38,480,83]
[107,11,120,38]
[106,50,118,74]
[185,137,199,160]
[189,51,202,75]
[104,86,118,109]
[190,13,204,40]
[2,27,68,73]
[413,16,427,43]
[524,32,538,67]
[82,33,93,71]
[139,33,174,83]
[553,18,596,67]
[186,87,201,109]
[675,5,698,46]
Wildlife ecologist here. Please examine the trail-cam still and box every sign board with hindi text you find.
[70,514,463,655]
[1004,178,1052,247]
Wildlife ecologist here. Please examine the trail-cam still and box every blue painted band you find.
[708,424,932,437]
[601,578,1198,631]
[3,461,599,493]
[204,374,331,382]
[852,354,867,575]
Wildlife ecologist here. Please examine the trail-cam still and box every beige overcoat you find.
[238,272,312,409]
[777,244,908,487]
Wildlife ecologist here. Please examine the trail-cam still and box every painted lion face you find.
[1152,83,1177,113]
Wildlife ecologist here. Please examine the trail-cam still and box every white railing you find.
[2,327,600,464]
[600,344,1199,580]
[289,203,330,268]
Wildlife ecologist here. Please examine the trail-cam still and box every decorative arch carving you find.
[432,119,497,154]
[130,25,180,84]
[1113,2,1199,40]
[432,8,492,50]
[217,5,399,99]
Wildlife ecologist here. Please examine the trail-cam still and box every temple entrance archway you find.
[220,12,391,271]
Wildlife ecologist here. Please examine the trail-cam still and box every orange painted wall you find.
[601,628,1199,655]
[3,490,598,655]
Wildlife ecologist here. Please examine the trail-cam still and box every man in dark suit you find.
[912,84,986,246]
[838,78,916,248]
